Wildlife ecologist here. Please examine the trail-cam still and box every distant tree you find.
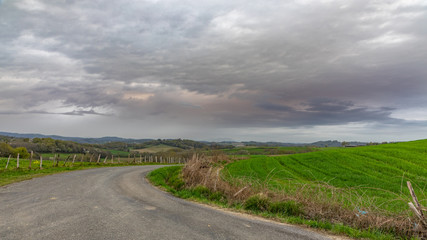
[341,141,348,147]
[0,142,14,157]
[12,147,30,158]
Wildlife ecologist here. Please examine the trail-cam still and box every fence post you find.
[63,155,71,166]
[407,181,427,232]
[5,155,11,169]
[16,153,20,168]
[29,151,33,169]
[96,154,101,164]
[40,155,43,169]
[55,154,59,167]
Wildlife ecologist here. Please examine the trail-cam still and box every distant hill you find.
[0,131,153,144]
[0,131,368,147]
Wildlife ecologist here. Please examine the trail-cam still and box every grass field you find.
[133,144,181,153]
[105,149,130,157]
[223,146,318,155]
[224,140,427,212]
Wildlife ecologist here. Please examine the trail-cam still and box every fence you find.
[1,152,189,170]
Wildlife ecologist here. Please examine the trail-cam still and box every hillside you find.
[224,139,427,212]
[0,131,153,144]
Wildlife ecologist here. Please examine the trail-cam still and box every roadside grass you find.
[0,158,164,187]
[147,166,396,240]
[149,140,427,239]
[147,166,229,206]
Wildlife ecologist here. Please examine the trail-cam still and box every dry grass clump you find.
[182,153,255,202]
[181,154,426,239]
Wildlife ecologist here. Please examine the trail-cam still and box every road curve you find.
[0,166,331,240]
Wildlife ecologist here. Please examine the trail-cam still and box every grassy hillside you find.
[224,140,427,212]
[223,146,318,155]
[133,144,181,153]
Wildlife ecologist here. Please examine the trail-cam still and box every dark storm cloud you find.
[1,0,427,141]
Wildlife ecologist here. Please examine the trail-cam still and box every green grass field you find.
[223,146,318,155]
[224,140,427,212]
[105,149,130,157]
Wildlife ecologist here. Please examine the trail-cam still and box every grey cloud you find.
[0,0,426,141]
[62,109,109,116]
[256,103,294,112]
[0,109,107,116]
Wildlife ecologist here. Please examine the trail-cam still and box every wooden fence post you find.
[55,154,59,167]
[5,155,11,169]
[407,181,427,231]
[16,153,19,168]
[40,155,43,169]
[72,154,76,166]
[96,154,101,164]
[103,156,108,164]
[63,156,71,166]
[29,151,33,169]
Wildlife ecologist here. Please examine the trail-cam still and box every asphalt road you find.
[0,166,332,240]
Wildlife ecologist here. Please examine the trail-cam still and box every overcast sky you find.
[1,0,427,142]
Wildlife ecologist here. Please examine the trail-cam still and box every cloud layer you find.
[1,0,427,141]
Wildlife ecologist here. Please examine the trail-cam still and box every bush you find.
[269,201,302,216]
[0,142,13,157]
[243,194,271,212]
[12,147,30,159]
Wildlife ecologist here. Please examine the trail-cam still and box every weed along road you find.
[0,166,331,240]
